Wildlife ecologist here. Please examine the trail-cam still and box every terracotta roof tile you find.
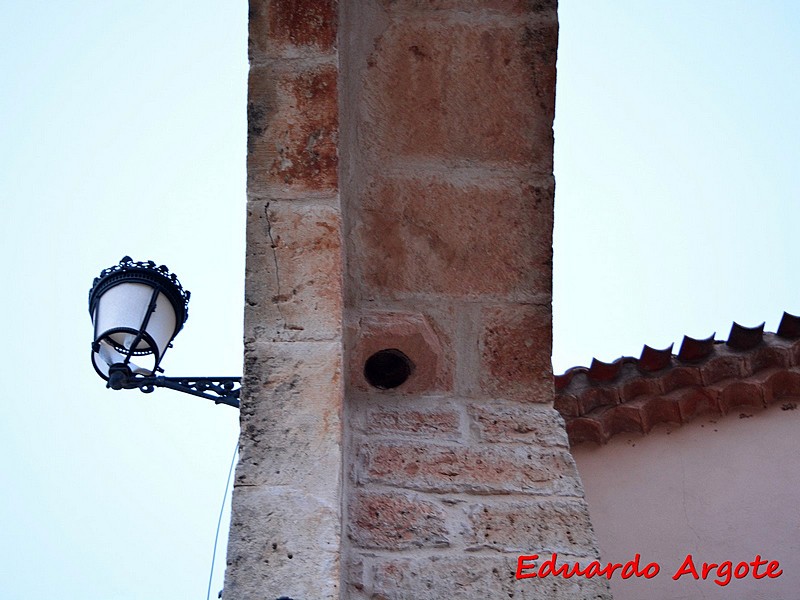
[638,344,673,372]
[677,334,715,362]
[727,321,765,351]
[555,313,800,445]
[777,311,800,339]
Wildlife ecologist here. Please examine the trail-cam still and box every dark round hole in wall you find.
[364,349,414,389]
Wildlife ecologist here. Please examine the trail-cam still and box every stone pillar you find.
[224,1,344,599]
[339,1,608,598]
[227,1,608,599]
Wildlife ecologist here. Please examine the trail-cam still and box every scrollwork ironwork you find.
[107,366,240,408]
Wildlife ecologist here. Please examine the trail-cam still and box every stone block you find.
[360,555,611,600]
[347,310,454,393]
[248,64,338,194]
[225,485,339,600]
[469,402,567,446]
[353,175,553,299]
[357,441,583,495]
[462,499,599,555]
[236,341,343,489]
[245,200,342,342]
[364,404,462,439]
[361,18,557,167]
[348,491,449,550]
[249,0,337,62]
[480,303,553,401]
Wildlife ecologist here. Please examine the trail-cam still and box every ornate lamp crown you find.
[89,256,191,330]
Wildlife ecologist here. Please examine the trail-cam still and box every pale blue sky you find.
[554,1,800,370]
[1,2,798,598]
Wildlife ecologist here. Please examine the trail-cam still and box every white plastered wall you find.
[573,397,800,600]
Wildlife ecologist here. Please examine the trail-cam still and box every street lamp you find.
[88,256,241,407]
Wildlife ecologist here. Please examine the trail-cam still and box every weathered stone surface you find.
[349,491,449,550]
[225,485,339,600]
[361,19,557,167]
[249,0,338,62]
[358,555,612,600]
[357,442,583,495]
[248,64,338,194]
[364,405,462,439]
[245,200,342,342]
[231,1,606,598]
[377,0,557,12]
[481,303,554,401]
[348,310,454,392]
[462,499,598,554]
[237,341,342,488]
[469,402,568,446]
[353,175,554,299]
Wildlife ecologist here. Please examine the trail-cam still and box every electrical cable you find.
[207,440,240,600]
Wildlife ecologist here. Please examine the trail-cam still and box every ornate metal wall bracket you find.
[107,364,241,408]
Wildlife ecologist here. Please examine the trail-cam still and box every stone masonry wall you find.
[224,1,344,598]
[340,1,609,598]
[226,1,608,598]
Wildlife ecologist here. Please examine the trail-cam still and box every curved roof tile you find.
[555,314,800,445]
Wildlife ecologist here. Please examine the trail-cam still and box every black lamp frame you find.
[89,257,241,408]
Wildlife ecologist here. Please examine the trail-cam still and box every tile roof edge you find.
[555,312,800,446]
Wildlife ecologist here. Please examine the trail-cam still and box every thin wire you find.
[207,440,240,600]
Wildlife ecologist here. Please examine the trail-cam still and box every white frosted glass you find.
[93,282,154,339]
[92,282,179,377]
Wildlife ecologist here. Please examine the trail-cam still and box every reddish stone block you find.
[463,499,596,554]
[365,555,612,600]
[365,406,461,438]
[248,65,338,193]
[357,442,582,495]
[480,304,553,401]
[361,19,557,167]
[249,0,338,61]
[469,403,567,446]
[245,200,342,342]
[349,491,449,550]
[354,176,553,300]
[348,311,454,393]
